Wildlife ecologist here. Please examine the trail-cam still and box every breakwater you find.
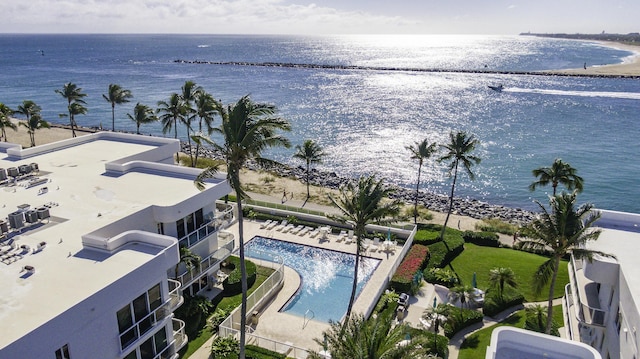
[182,143,536,224]
[173,59,640,79]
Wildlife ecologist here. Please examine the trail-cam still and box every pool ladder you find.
[303,309,315,329]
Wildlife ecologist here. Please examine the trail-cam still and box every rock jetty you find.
[182,143,536,224]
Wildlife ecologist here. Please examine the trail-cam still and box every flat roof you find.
[0,134,213,348]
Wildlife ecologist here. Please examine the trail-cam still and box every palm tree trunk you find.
[306,161,310,199]
[111,104,115,132]
[173,118,180,162]
[344,234,360,320]
[414,163,422,224]
[236,193,248,359]
[545,256,560,334]
[439,161,459,245]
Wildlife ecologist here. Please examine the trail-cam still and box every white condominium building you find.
[0,132,233,359]
[564,210,640,359]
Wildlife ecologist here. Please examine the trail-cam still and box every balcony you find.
[569,257,608,326]
[178,205,235,248]
[119,283,184,352]
[175,234,235,287]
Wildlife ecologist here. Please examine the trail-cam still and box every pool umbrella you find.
[433,297,437,308]
[387,227,391,242]
[472,272,477,288]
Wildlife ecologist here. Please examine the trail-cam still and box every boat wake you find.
[504,87,640,100]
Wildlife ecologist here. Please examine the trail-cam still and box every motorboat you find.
[488,84,504,92]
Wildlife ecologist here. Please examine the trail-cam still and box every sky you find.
[0,0,638,35]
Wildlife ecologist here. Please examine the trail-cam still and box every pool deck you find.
[194,218,407,357]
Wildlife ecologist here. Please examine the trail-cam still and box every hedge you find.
[246,345,287,359]
[482,287,525,318]
[390,244,429,293]
[462,230,501,247]
[223,256,257,295]
[425,234,465,269]
[413,223,463,246]
[443,306,484,338]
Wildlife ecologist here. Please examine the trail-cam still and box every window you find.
[157,223,164,235]
[55,344,71,359]
[116,283,164,350]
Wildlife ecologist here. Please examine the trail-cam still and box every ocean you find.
[1,34,639,213]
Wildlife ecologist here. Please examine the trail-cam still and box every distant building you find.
[0,133,233,359]
[563,210,640,359]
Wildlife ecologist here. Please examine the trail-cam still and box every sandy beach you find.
[552,41,640,76]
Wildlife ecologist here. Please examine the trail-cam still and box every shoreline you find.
[551,40,640,76]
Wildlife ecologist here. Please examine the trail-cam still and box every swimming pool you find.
[245,236,380,323]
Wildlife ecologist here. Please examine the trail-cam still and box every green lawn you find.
[180,264,275,358]
[449,243,569,302]
[458,305,564,359]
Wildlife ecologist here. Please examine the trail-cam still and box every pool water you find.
[245,236,380,323]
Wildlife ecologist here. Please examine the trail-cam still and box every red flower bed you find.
[392,244,429,284]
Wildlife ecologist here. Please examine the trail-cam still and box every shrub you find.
[425,233,465,270]
[482,287,525,318]
[374,290,400,314]
[412,223,462,246]
[443,306,484,338]
[223,256,257,295]
[390,244,429,293]
[423,267,459,288]
[246,345,287,359]
[462,231,501,247]
[210,336,239,359]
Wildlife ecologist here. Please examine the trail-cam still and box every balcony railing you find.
[175,235,235,287]
[568,258,607,327]
[167,279,183,311]
[119,288,182,352]
[145,318,187,359]
[178,205,235,248]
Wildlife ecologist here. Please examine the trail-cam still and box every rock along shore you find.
[182,143,536,224]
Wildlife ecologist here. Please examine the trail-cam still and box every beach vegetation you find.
[55,82,87,138]
[157,92,188,161]
[437,131,481,245]
[474,218,519,235]
[19,112,50,147]
[529,158,584,195]
[293,139,325,203]
[180,81,203,167]
[102,83,133,132]
[14,100,43,146]
[194,94,291,359]
[406,138,438,224]
[519,191,611,334]
[0,103,17,142]
[192,88,222,166]
[328,175,401,320]
[126,102,158,134]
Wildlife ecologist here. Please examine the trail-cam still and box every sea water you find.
[1,34,639,212]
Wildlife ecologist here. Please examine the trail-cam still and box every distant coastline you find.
[521,32,640,46]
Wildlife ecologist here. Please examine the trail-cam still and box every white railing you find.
[119,302,173,352]
[167,279,183,311]
[569,258,607,327]
[245,332,310,358]
[175,236,235,286]
[218,254,285,338]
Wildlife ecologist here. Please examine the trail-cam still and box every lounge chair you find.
[336,230,347,242]
[266,220,279,230]
[289,225,304,235]
[371,237,381,252]
[281,224,295,233]
[260,219,273,229]
[275,220,289,231]
[298,226,313,236]
[309,228,320,238]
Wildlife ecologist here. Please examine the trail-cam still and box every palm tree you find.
[0,103,17,142]
[174,246,202,280]
[19,113,50,147]
[448,284,480,309]
[317,310,428,359]
[157,93,188,162]
[329,175,402,320]
[437,131,481,241]
[519,191,611,334]
[180,81,202,167]
[192,89,221,166]
[127,103,157,134]
[102,83,133,132]
[55,82,87,137]
[488,267,518,301]
[407,138,437,224]
[422,303,448,357]
[15,100,42,123]
[67,102,88,135]
[529,158,584,196]
[293,139,325,202]
[195,95,290,359]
